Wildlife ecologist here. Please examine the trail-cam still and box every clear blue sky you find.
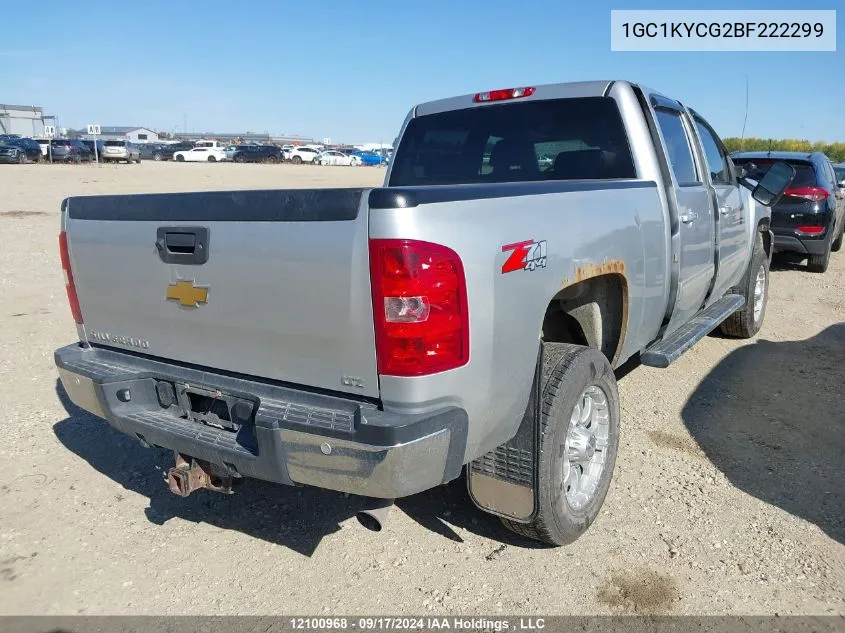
[2,0,842,143]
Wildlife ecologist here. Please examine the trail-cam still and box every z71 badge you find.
[502,239,547,273]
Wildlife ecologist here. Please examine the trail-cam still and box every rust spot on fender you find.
[560,259,629,367]
[561,259,627,287]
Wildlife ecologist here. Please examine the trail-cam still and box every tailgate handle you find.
[156,227,210,265]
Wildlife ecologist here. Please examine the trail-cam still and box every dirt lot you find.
[0,162,842,615]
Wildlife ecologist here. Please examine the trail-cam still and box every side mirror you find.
[751,161,795,207]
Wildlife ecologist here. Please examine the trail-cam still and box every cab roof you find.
[414,80,617,117]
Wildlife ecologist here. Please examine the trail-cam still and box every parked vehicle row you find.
[0,134,391,168]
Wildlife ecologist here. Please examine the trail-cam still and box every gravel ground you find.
[0,162,842,615]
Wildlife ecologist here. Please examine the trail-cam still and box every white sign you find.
[321,137,331,146]
[44,125,56,137]
[87,124,101,135]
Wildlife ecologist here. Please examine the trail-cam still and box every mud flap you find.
[466,346,541,523]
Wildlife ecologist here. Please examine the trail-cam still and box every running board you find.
[641,295,745,368]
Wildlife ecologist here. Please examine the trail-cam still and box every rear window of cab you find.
[389,97,636,186]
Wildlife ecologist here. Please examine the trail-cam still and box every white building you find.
[0,104,46,137]
[99,126,159,142]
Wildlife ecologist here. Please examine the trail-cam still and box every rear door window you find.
[654,110,698,186]
[389,97,636,186]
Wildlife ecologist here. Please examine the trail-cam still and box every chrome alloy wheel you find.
[561,385,610,510]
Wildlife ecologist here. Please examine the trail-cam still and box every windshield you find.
[389,97,635,186]
[834,166,845,182]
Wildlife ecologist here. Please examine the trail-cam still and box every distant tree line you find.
[723,137,845,163]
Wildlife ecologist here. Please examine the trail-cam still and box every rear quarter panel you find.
[370,183,667,460]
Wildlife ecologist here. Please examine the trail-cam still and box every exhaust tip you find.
[355,499,394,532]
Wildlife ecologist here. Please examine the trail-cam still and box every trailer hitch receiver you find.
[166,453,234,497]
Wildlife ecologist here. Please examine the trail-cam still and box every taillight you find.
[473,87,536,103]
[783,186,829,202]
[59,231,83,324]
[796,226,825,235]
[369,239,469,377]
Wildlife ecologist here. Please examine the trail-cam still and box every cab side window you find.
[694,116,732,184]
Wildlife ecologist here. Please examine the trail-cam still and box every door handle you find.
[719,206,731,216]
[680,212,699,224]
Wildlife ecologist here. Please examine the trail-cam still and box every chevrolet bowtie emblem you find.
[166,280,209,308]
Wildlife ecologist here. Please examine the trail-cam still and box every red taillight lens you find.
[796,226,825,235]
[473,86,536,103]
[369,239,469,377]
[59,231,83,324]
[783,186,829,202]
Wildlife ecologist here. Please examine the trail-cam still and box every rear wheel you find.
[235,154,246,163]
[499,343,620,546]
[207,156,216,162]
[292,155,302,165]
[807,244,831,273]
[176,155,185,162]
[718,231,769,338]
[153,153,163,161]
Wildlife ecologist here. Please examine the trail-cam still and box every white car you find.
[314,150,361,166]
[173,147,227,162]
[288,146,321,164]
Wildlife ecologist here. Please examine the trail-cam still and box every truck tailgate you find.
[63,188,380,398]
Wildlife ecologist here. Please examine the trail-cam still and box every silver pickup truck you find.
[55,80,794,545]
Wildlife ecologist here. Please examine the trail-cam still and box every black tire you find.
[831,224,843,253]
[17,153,26,164]
[153,153,163,161]
[176,154,184,162]
[807,245,831,273]
[499,343,620,546]
[235,154,246,163]
[718,231,769,338]
[292,155,302,165]
[207,156,216,162]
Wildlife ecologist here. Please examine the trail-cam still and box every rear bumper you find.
[55,344,467,499]
[772,233,830,255]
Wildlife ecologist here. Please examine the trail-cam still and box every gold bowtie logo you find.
[166,280,209,308]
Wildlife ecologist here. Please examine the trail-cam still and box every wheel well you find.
[541,274,628,366]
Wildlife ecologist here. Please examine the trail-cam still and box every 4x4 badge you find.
[502,239,547,273]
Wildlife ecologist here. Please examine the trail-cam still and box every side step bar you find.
[641,294,746,368]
